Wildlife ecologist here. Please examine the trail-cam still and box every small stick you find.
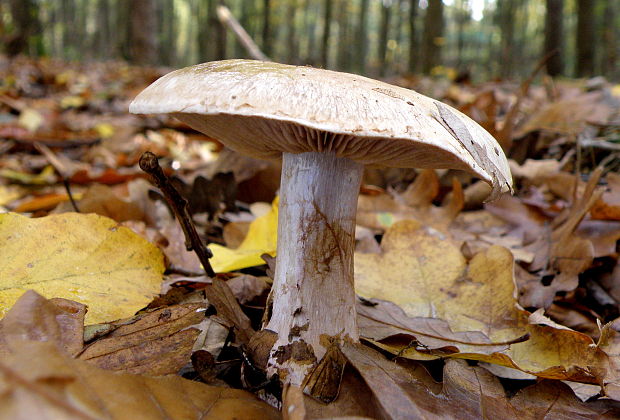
[34,142,80,212]
[139,151,216,277]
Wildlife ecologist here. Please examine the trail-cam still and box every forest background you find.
[2,0,619,82]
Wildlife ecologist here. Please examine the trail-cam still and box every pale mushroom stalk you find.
[267,152,363,384]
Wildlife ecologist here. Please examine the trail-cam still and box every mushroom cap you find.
[130,59,512,197]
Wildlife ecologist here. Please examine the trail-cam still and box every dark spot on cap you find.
[494,147,500,156]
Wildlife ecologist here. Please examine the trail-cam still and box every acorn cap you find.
[130,59,512,198]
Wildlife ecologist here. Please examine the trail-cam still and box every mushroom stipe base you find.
[265,151,363,385]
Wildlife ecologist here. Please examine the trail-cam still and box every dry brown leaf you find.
[205,278,255,345]
[78,303,205,375]
[0,291,280,420]
[342,343,620,419]
[355,221,608,382]
[526,170,603,298]
[0,290,85,358]
[356,170,463,232]
[591,173,620,221]
[159,216,203,272]
[516,92,615,136]
[0,340,280,420]
[69,183,145,222]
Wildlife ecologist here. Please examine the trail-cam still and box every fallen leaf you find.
[591,173,620,221]
[204,278,254,345]
[210,197,278,273]
[0,294,281,420]
[356,170,463,232]
[355,221,608,382]
[343,343,620,419]
[72,183,145,222]
[78,303,204,375]
[516,92,614,136]
[0,212,165,323]
[13,192,83,213]
[17,107,43,132]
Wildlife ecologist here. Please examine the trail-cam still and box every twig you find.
[34,142,80,212]
[216,5,270,61]
[139,151,216,277]
[579,138,620,151]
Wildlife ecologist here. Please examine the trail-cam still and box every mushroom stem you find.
[266,151,363,385]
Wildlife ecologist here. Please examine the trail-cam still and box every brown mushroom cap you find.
[130,59,512,197]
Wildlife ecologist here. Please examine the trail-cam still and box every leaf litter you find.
[1,55,620,418]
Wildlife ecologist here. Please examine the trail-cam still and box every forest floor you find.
[1,55,620,419]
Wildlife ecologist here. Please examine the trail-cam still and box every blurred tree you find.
[600,0,616,79]
[262,0,272,56]
[285,0,298,63]
[576,0,595,77]
[497,0,516,79]
[5,0,40,56]
[336,0,351,70]
[129,0,158,65]
[94,0,113,59]
[455,0,471,67]
[544,0,564,76]
[407,0,419,73]
[320,0,332,67]
[356,0,370,73]
[378,0,392,76]
[422,0,444,74]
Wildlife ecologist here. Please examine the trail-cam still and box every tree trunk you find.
[356,0,370,73]
[320,0,333,68]
[422,0,444,74]
[93,0,112,59]
[262,0,272,57]
[285,0,298,63]
[378,1,392,76]
[6,0,39,56]
[129,0,158,65]
[407,0,418,73]
[575,0,595,77]
[497,0,516,79]
[544,0,563,77]
[601,0,617,79]
[336,0,350,71]
[455,0,470,68]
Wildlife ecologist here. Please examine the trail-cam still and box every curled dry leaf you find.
[0,341,281,420]
[355,221,609,382]
[0,291,280,420]
[526,169,603,300]
[0,212,165,323]
[204,278,255,345]
[342,343,620,420]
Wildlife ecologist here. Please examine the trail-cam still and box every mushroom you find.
[130,59,512,385]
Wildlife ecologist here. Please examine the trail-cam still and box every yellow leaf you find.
[60,95,85,109]
[0,165,56,185]
[17,108,43,132]
[0,212,165,323]
[0,186,23,207]
[210,198,278,273]
[94,122,115,138]
[355,221,606,382]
